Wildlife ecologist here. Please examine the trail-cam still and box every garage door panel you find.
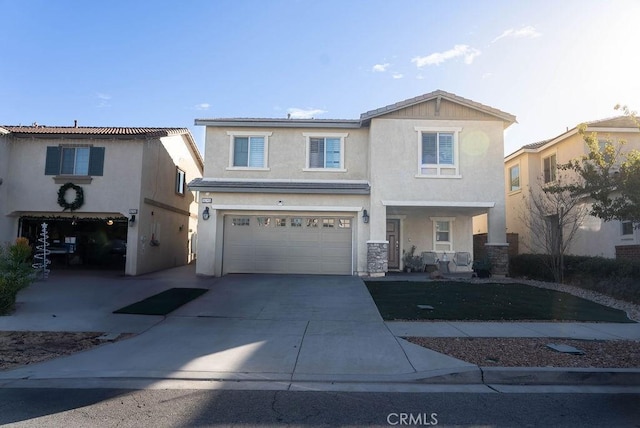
[223,215,352,275]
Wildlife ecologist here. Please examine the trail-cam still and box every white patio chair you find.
[452,252,472,272]
[420,251,439,271]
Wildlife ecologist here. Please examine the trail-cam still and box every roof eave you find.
[195,119,362,129]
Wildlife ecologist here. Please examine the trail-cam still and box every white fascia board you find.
[211,205,364,212]
[200,178,370,185]
[381,201,495,208]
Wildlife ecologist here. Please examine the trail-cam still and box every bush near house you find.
[510,254,640,305]
[0,238,34,315]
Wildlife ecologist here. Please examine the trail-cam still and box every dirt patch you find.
[0,331,133,371]
[406,337,640,368]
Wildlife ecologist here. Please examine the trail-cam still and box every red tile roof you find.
[0,126,190,137]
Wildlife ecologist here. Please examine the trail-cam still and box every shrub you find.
[510,253,640,304]
[0,238,35,315]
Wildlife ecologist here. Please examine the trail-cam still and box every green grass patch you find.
[113,288,208,316]
[365,281,635,323]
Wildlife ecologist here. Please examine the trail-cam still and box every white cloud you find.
[287,107,327,119]
[372,63,390,72]
[492,25,541,43]
[392,73,404,79]
[96,92,111,107]
[195,103,210,111]
[411,45,481,67]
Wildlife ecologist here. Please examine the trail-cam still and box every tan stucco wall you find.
[368,118,507,246]
[135,135,202,274]
[203,126,369,180]
[506,127,640,257]
[0,136,12,244]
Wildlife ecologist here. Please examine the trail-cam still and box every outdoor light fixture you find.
[129,214,136,226]
[106,220,114,226]
[202,207,210,220]
[362,209,369,224]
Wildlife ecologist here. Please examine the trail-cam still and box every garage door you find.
[223,215,353,275]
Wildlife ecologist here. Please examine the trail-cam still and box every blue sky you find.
[2,0,638,156]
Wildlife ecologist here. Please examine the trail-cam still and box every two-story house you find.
[505,116,640,259]
[0,125,203,276]
[190,90,516,277]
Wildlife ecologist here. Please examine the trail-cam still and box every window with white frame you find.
[303,133,347,171]
[415,127,461,177]
[45,145,107,176]
[227,131,271,169]
[509,164,520,192]
[175,167,186,195]
[431,217,454,252]
[543,153,557,183]
[621,221,634,237]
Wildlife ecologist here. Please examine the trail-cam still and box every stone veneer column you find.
[485,243,509,277]
[367,240,388,277]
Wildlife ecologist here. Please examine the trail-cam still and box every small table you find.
[438,260,450,273]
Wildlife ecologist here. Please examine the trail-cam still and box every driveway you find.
[0,267,476,386]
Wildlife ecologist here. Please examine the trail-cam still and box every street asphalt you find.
[0,264,638,392]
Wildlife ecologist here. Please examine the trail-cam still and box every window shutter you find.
[248,137,264,167]
[421,133,437,164]
[44,146,61,175]
[88,147,105,176]
[438,133,454,165]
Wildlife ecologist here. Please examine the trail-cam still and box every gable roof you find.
[195,90,517,129]
[359,89,517,125]
[505,115,640,161]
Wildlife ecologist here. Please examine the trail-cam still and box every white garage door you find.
[223,215,353,275]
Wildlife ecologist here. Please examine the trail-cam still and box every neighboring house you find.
[190,90,516,277]
[0,125,203,275]
[505,116,640,259]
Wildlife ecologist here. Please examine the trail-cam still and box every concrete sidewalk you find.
[0,266,638,391]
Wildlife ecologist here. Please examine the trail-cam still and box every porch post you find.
[486,205,509,277]
[366,240,388,277]
[367,202,388,277]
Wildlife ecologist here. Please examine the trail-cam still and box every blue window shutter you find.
[45,146,61,175]
[88,147,105,176]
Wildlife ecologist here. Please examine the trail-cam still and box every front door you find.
[386,219,400,270]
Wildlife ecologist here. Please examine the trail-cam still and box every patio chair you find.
[420,251,439,272]
[452,252,472,272]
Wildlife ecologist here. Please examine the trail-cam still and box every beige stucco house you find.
[505,116,640,259]
[190,90,516,277]
[0,125,203,276]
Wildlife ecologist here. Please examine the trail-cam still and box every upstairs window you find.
[175,167,186,195]
[45,146,105,176]
[509,164,521,191]
[415,127,461,177]
[227,131,271,169]
[543,153,557,183]
[621,221,634,237]
[303,133,347,171]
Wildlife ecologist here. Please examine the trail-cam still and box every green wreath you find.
[57,182,84,211]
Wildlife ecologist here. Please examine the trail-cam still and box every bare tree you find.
[518,174,588,283]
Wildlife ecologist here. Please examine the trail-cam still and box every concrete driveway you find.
[0,266,476,387]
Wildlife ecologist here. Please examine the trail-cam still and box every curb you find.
[478,367,640,386]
